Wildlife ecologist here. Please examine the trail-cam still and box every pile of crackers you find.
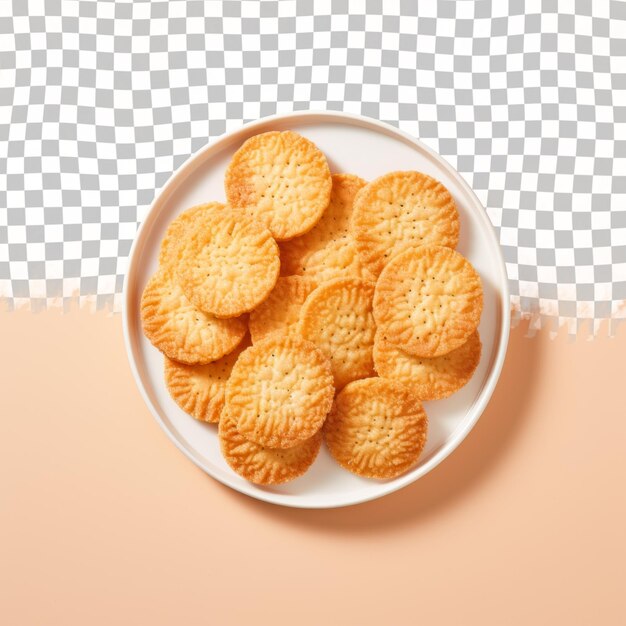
[141,130,483,485]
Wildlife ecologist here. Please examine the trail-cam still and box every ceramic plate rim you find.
[122,110,510,509]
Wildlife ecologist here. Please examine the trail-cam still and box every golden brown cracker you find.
[164,337,250,423]
[299,237,373,284]
[224,130,332,241]
[140,270,247,364]
[279,173,366,273]
[219,409,322,485]
[248,276,316,344]
[374,330,482,400]
[324,378,428,479]
[176,208,280,318]
[351,171,460,277]
[225,335,334,449]
[373,246,483,357]
[298,278,376,389]
[159,202,224,270]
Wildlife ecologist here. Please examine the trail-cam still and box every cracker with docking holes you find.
[159,202,224,270]
[280,173,366,274]
[298,278,376,389]
[140,133,491,486]
[164,336,250,423]
[248,276,317,344]
[373,246,483,357]
[225,335,334,449]
[176,208,280,318]
[224,130,332,241]
[140,270,247,364]
[374,330,482,401]
[324,378,428,479]
[219,409,322,485]
[351,171,460,277]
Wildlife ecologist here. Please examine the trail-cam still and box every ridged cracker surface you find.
[159,202,224,270]
[374,330,482,400]
[298,278,376,389]
[219,409,322,485]
[280,173,366,274]
[373,246,483,357]
[164,338,249,423]
[224,130,332,241]
[324,378,428,479]
[176,208,279,318]
[299,237,372,284]
[140,270,246,364]
[351,171,460,277]
[249,276,316,344]
[225,335,334,449]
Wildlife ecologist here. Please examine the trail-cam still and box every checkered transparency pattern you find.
[0,0,625,331]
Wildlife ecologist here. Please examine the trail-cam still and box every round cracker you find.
[280,173,366,274]
[324,378,428,479]
[140,270,247,364]
[176,208,280,318]
[225,335,334,449]
[248,276,317,344]
[351,171,460,277]
[219,409,322,484]
[373,246,483,357]
[298,278,376,389]
[374,330,482,400]
[224,130,332,241]
[159,202,224,270]
[299,237,373,284]
[164,337,250,423]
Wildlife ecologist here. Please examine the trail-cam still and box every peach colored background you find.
[1,310,625,625]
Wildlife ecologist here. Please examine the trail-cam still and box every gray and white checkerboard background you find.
[1,0,625,333]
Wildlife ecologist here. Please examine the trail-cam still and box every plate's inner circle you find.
[124,113,508,509]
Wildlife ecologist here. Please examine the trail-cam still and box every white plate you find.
[123,111,510,509]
